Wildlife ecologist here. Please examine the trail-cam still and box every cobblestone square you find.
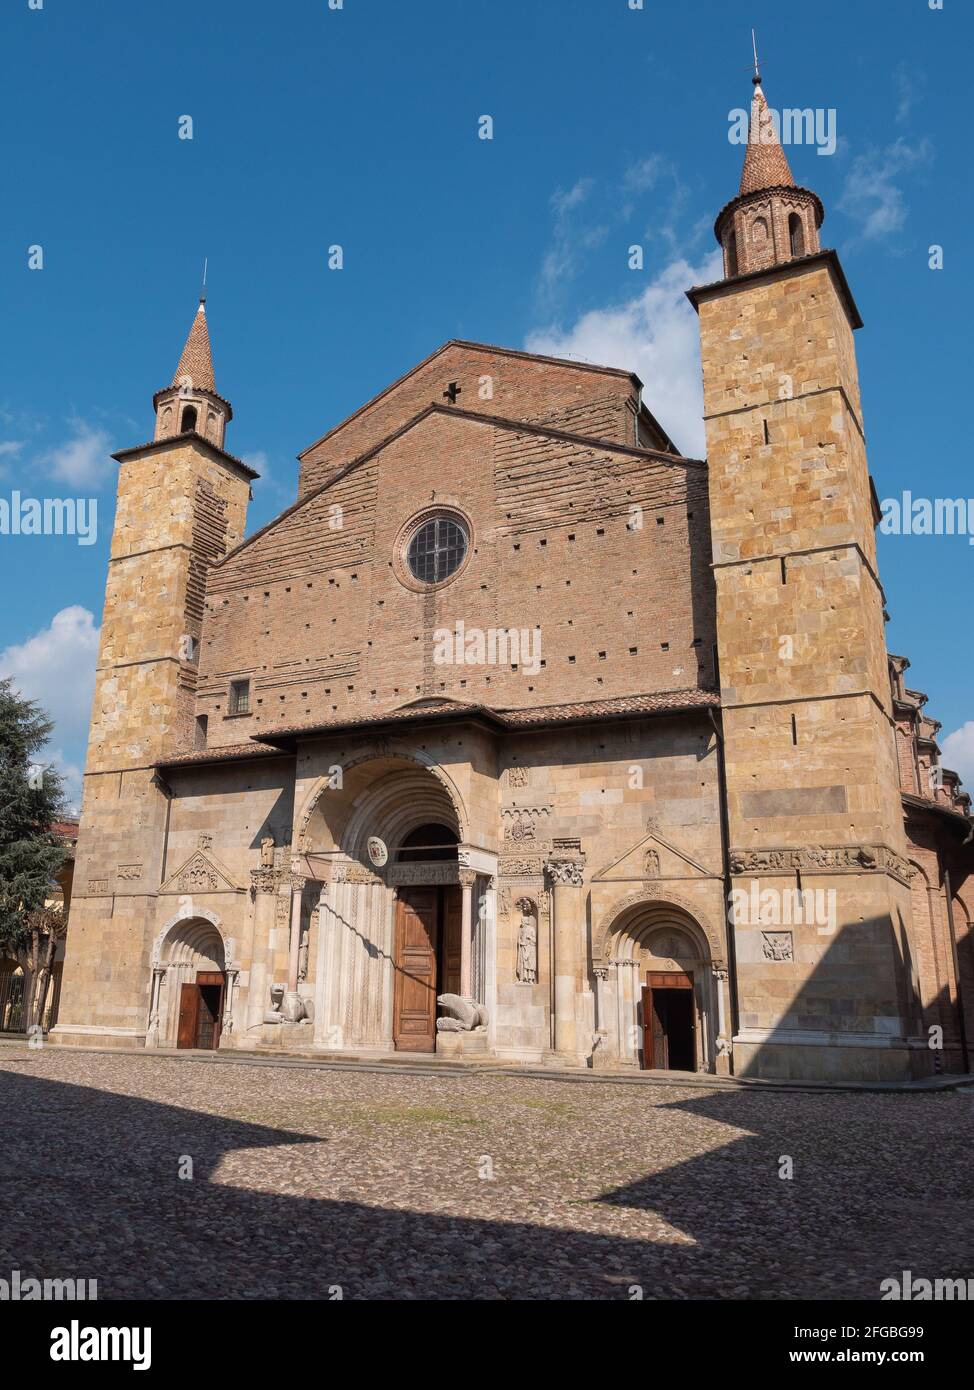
[1,1050,971,1300]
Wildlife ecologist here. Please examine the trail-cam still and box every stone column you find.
[459,869,477,998]
[591,966,612,1069]
[713,963,731,1075]
[222,968,239,1040]
[616,959,641,1065]
[248,867,282,1032]
[546,843,586,1059]
[146,966,167,1048]
[287,870,307,994]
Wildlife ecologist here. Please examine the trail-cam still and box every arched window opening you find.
[726,230,738,278]
[181,405,198,434]
[789,212,805,259]
[396,823,459,863]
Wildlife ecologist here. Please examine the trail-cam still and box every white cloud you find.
[525,248,723,458]
[838,138,933,242]
[623,155,665,194]
[242,449,270,479]
[0,606,100,812]
[551,178,593,215]
[38,419,114,488]
[0,439,25,480]
[538,179,601,304]
[942,723,974,790]
[894,69,914,125]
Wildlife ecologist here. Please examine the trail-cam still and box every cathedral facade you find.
[54,78,974,1080]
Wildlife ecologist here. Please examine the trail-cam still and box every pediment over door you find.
[159,848,243,895]
[592,827,718,883]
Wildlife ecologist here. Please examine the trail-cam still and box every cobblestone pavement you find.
[1,1048,971,1300]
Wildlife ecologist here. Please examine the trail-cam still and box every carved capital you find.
[458,868,478,889]
[546,856,585,887]
[250,867,283,896]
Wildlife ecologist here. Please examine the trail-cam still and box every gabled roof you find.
[252,687,721,747]
[296,338,647,462]
[215,401,704,571]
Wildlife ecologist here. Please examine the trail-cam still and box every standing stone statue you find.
[260,834,275,868]
[516,906,538,984]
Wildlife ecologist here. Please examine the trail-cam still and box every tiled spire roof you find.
[739,79,797,196]
[172,299,216,393]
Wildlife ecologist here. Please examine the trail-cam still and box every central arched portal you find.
[302,756,494,1057]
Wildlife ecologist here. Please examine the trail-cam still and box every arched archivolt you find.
[908,859,932,889]
[953,886,974,930]
[151,908,230,970]
[593,890,720,967]
[296,751,469,853]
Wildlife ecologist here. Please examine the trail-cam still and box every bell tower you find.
[716,74,824,279]
[53,296,258,1049]
[689,70,920,1081]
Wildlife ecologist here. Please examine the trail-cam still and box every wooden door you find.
[642,971,694,1070]
[441,886,462,997]
[195,971,225,1050]
[393,889,438,1052]
[177,983,200,1050]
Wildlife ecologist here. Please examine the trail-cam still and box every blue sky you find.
[1,0,971,805]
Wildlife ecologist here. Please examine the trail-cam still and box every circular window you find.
[406,516,468,585]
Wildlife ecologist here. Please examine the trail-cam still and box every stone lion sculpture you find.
[436,994,488,1032]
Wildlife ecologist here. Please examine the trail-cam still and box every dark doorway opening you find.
[642,971,696,1071]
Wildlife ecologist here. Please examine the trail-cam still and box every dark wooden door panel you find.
[393,889,438,1052]
[442,886,462,997]
[195,972,224,1050]
[177,983,199,1050]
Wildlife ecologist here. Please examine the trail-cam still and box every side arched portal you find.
[594,897,725,1073]
[148,914,229,1050]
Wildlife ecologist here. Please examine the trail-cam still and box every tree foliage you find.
[0,677,68,1025]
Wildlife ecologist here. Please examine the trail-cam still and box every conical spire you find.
[172,299,216,394]
[739,78,797,196]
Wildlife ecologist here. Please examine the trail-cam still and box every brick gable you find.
[199,407,715,747]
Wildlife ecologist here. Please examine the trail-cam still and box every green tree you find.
[0,677,68,1029]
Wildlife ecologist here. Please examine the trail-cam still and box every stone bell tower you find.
[53,297,257,1049]
[689,72,920,1081]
